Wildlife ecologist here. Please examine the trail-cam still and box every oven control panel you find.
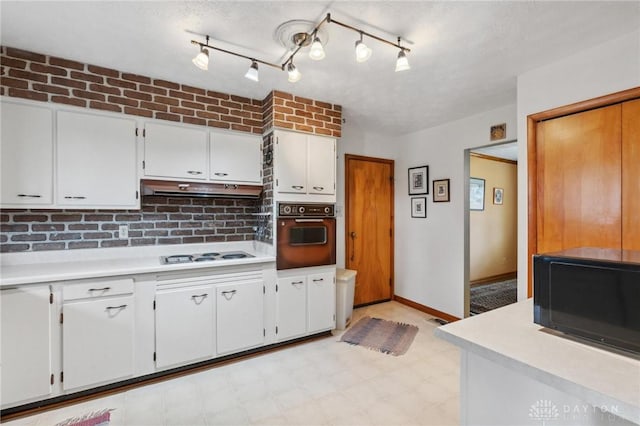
[278,203,335,217]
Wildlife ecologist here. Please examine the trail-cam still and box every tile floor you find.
[3,301,460,426]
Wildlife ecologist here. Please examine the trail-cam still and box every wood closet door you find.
[536,104,622,253]
[622,99,640,250]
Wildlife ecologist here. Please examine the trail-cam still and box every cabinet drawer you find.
[63,278,134,301]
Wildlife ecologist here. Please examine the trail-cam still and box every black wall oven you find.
[276,203,336,270]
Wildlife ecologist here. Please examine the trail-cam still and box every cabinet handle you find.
[313,186,324,191]
[187,170,203,175]
[291,281,304,286]
[191,293,208,299]
[214,172,228,177]
[106,304,127,310]
[64,196,86,200]
[312,278,324,283]
[291,185,304,190]
[221,290,237,300]
[17,193,42,198]
[89,287,111,293]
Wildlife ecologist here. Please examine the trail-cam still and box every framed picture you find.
[408,166,429,195]
[469,177,485,211]
[411,197,427,218]
[493,187,504,205]
[433,179,450,202]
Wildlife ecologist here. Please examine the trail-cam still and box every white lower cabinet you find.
[155,285,215,369]
[0,285,53,407]
[62,295,134,390]
[308,271,336,333]
[275,275,307,341]
[216,280,264,354]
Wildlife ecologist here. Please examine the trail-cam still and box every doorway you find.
[344,154,394,306]
[465,141,518,316]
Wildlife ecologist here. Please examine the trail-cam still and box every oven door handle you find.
[294,218,325,223]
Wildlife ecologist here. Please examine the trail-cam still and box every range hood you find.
[141,179,262,199]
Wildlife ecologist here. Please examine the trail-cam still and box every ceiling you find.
[472,142,518,162]
[1,1,638,135]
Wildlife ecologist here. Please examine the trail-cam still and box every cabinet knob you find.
[291,185,304,190]
[17,194,42,198]
[214,172,228,177]
[187,170,203,175]
[313,186,324,191]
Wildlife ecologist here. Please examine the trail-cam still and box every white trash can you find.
[336,268,357,330]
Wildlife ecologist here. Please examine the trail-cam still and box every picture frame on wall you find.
[470,177,485,211]
[411,197,427,218]
[433,179,450,202]
[493,187,504,205]
[408,166,429,195]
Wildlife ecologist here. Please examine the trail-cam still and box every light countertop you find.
[0,242,276,286]
[435,299,640,424]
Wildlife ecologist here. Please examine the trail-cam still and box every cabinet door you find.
[1,286,52,406]
[307,135,336,195]
[275,276,307,341]
[0,101,54,206]
[216,280,264,354]
[63,295,134,390]
[57,111,138,207]
[210,131,261,183]
[308,271,336,333]
[275,130,307,194]
[622,99,640,251]
[155,285,215,369]
[144,121,208,179]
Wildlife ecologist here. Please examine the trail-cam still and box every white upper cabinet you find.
[307,134,336,195]
[57,110,138,208]
[210,131,261,184]
[143,121,208,180]
[274,129,336,202]
[1,100,54,207]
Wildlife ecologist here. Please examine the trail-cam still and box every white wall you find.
[394,105,517,319]
[516,29,640,300]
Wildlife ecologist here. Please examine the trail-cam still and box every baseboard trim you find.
[470,271,517,286]
[393,295,460,323]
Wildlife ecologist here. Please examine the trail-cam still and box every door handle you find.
[350,232,357,239]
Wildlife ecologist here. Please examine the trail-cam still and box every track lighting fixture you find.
[244,60,259,82]
[354,33,372,63]
[192,46,209,71]
[189,13,411,81]
[287,62,301,83]
[309,35,326,61]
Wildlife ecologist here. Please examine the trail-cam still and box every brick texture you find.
[0,197,258,252]
[0,47,264,134]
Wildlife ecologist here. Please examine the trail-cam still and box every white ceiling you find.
[472,142,518,161]
[1,1,638,135]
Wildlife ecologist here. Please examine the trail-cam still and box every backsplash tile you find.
[0,197,258,252]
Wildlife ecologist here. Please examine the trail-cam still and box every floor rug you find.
[470,279,517,314]
[55,409,112,426]
[340,316,419,356]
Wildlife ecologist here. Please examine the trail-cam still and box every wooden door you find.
[536,104,622,254]
[345,155,394,306]
[622,99,640,250]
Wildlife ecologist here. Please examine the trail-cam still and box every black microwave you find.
[533,248,640,354]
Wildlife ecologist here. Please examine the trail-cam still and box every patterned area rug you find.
[55,409,112,426]
[340,316,419,356]
[470,279,517,314]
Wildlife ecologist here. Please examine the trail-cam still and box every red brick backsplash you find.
[0,46,264,134]
[0,197,258,252]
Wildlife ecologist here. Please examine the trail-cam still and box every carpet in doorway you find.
[340,316,419,356]
[470,279,517,314]
[55,409,113,426]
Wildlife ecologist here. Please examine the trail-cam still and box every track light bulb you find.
[244,61,259,82]
[309,36,326,61]
[355,40,372,63]
[395,49,410,72]
[192,47,209,71]
[287,62,301,83]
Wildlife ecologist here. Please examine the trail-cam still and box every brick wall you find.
[264,90,342,138]
[0,197,258,253]
[0,46,342,252]
[0,47,264,134]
